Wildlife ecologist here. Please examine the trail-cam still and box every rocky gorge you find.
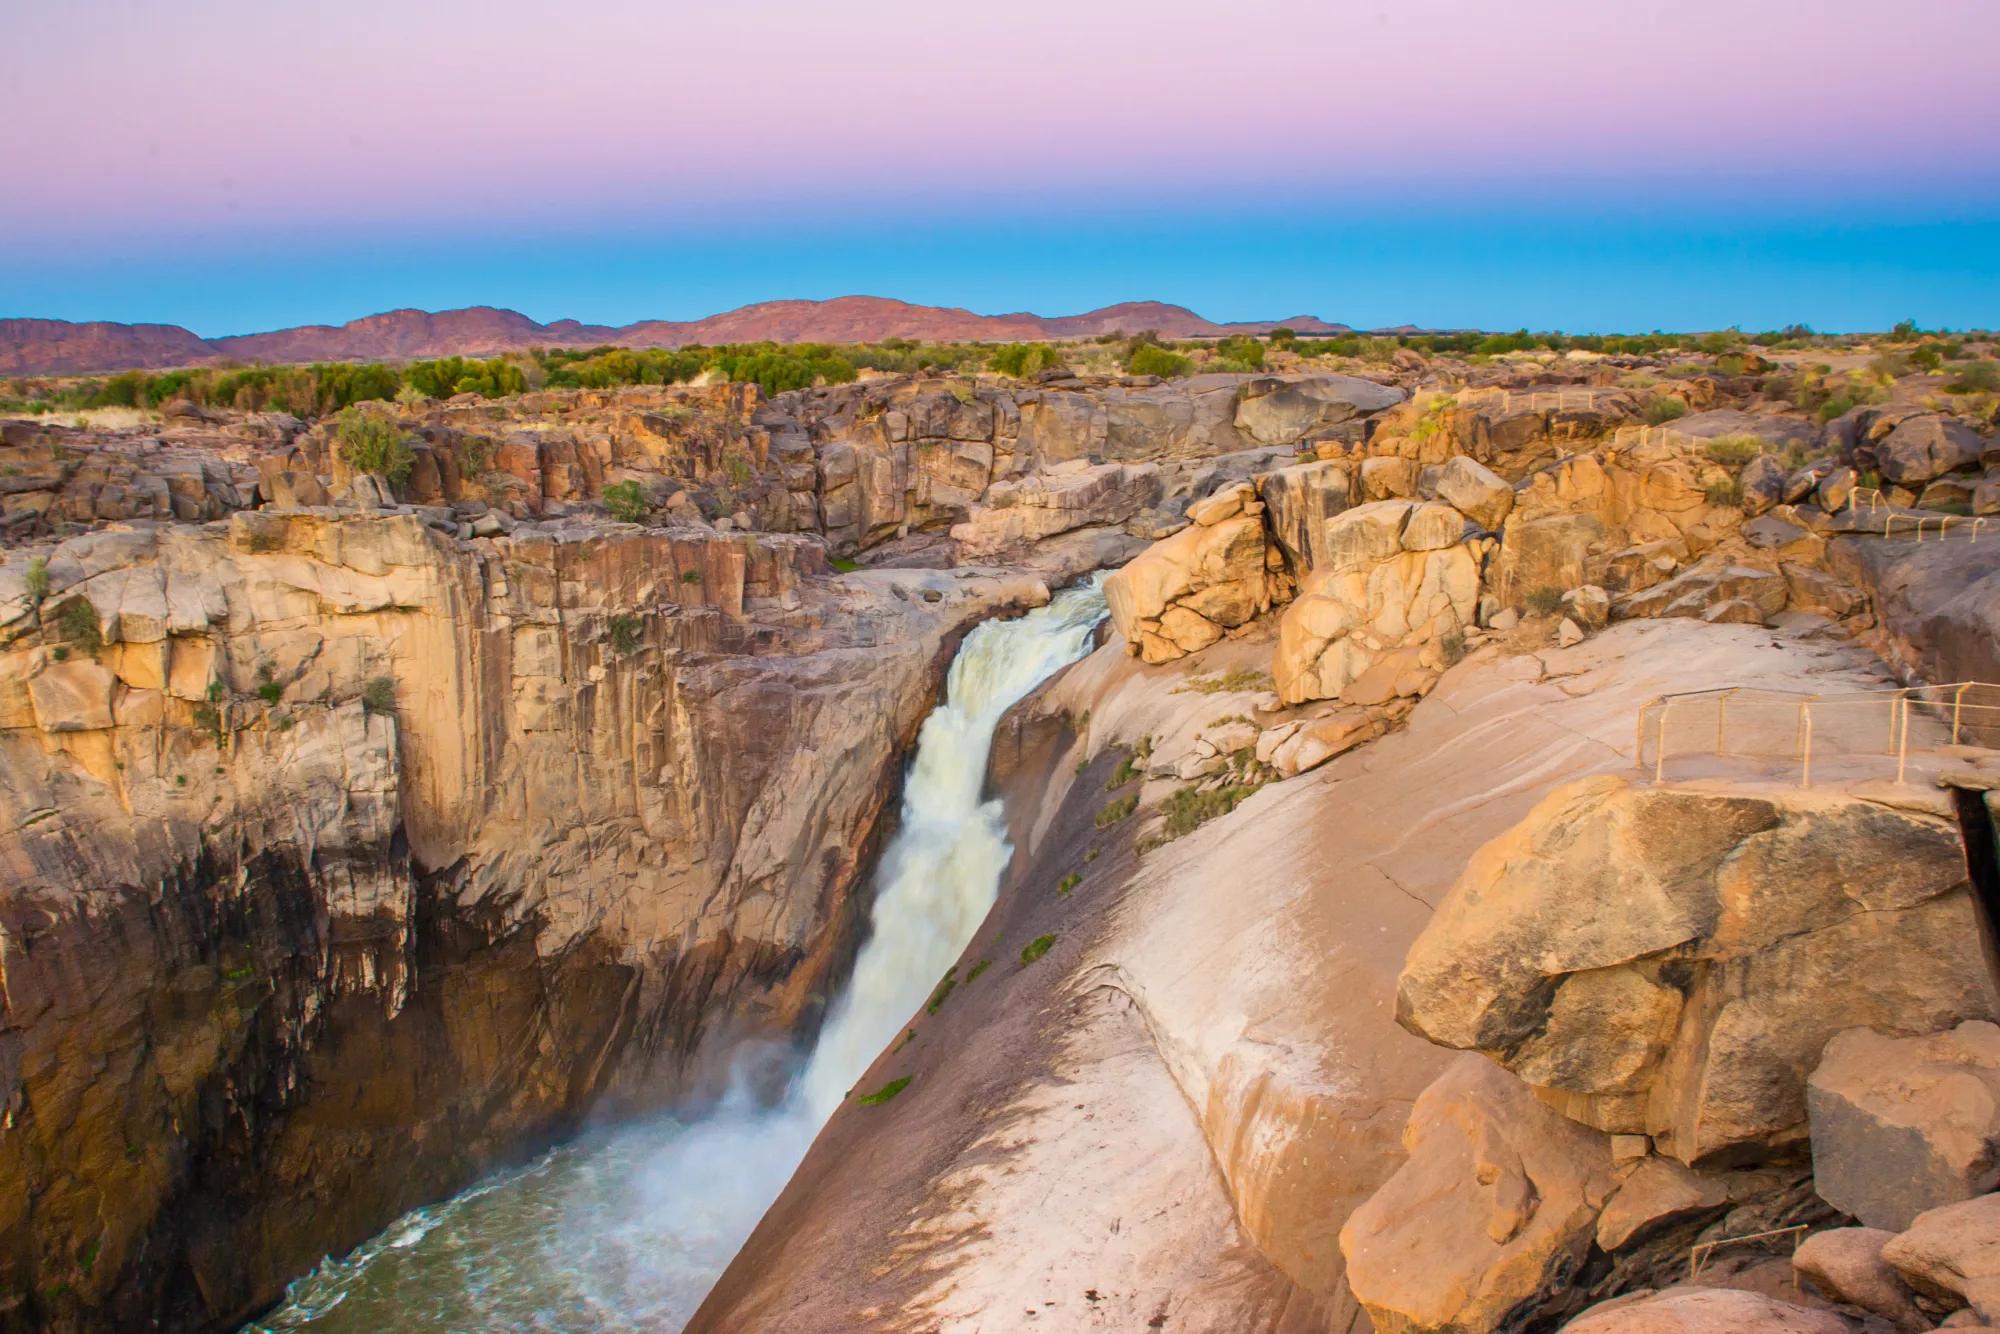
[6,342,2000,1331]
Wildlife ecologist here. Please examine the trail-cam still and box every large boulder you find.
[1435,455,1515,531]
[1613,555,1788,625]
[1397,778,2000,1165]
[1271,500,1483,705]
[1339,1054,1618,1334]
[1564,1287,1858,1332]
[1877,414,1983,486]
[1233,374,1403,445]
[1881,1192,2000,1321]
[1594,1156,1729,1251]
[1103,482,1271,663]
[1255,458,1352,578]
[1792,1227,1927,1329]
[1808,1021,2000,1230]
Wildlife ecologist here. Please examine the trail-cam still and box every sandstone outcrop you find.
[1808,1022,2000,1230]
[1397,778,2000,1164]
[1102,482,1272,662]
[1271,499,1484,705]
[1340,1054,1619,1333]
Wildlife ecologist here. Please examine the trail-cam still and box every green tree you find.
[335,407,416,486]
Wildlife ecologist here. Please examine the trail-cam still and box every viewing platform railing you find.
[1636,682,2000,787]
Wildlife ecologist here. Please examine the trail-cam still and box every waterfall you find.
[253,576,1108,1332]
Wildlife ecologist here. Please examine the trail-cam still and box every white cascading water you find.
[252,576,1108,1333]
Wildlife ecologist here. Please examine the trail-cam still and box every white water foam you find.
[253,576,1107,1332]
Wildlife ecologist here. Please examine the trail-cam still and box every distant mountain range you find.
[0,297,1357,376]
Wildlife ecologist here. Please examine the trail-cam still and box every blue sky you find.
[3,0,1997,334]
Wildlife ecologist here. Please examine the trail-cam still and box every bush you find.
[256,681,283,705]
[1019,933,1056,965]
[966,958,992,983]
[1950,361,2000,394]
[1705,479,1745,509]
[602,480,651,524]
[1126,344,1192,378]
[53,596,101,652]
[24,555,49,605]
[1056,872,1081,896]
[1642,396,1689,425]
[1703,435,1764,467]
[362,675,396,716]
[1524,586,1564,616]
[1212,335,1266,371]
[335,408,415,486]
[855,1076,911,1105]
[609,614,644,655]
[925,966,958,1015]
[1155,783,1258,843]
[1095,793,1138,827]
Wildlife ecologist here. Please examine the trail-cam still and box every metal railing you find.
[1637,682,2000,787]
[1413,386,1617,415]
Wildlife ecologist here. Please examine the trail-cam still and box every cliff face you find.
[0,510,1050,1328]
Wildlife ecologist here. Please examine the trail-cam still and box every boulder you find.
[1595,1156,1729,1251]
[1976,478,2000,517]
[1565,1287,1858,1332]
[1614,555,1788,624]
[1563,584,1611,631]
[1103,482,1270,664]
[1793,1227,1927,1329]
[1920,477,1978,512]
[1361,454,1419,501]
[1254,459,1352,577]
[1741,455,1789,516]
[1881,1193,2000,1321]
[1817,467,1858,512]
[1339,1055,1618,1334]
[1807,1021,2000,1230]
[1556,616,1585,647]
[1878,415,1984,486]
[1436,454,1515,531]
[1271,502,1482,705]
[1397,778,2000,1164]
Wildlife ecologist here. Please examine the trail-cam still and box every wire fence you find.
[1637,682,2000,787]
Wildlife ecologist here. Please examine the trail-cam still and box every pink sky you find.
[7,0,1999,240]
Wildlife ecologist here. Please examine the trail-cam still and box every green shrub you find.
[609,614,644,655]
[362,675,396,716]
[1950,361,2000,394]
[1642,396,1688,425]
[988,343,1062,377]
[1084,846,1100,862]
[602,480,651,523]
[1212,335,1266,371]
[966,959,992,983]
[1703,435,1764,467]
[856,1076,911,1105]
[925,966,958,1015]
[53,597,101,652]
[1105,752,1142,789]
[1126,344,1192,378]
[256,681,283,705]
[829,557,860,573]
[680,569,704,585]
[1156,783,1258,842]
[1056,872,1080,896]
[1095,793,1138,827]
[1019,933,1056,965]
[24,555,49,606]
[1524,586,1564,616]
[1705,479,1745,509]
[335,408,415,486]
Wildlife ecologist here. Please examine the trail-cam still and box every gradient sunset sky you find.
[3,0,1996,334]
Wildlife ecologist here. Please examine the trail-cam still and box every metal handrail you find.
[1637,681,2000,787]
